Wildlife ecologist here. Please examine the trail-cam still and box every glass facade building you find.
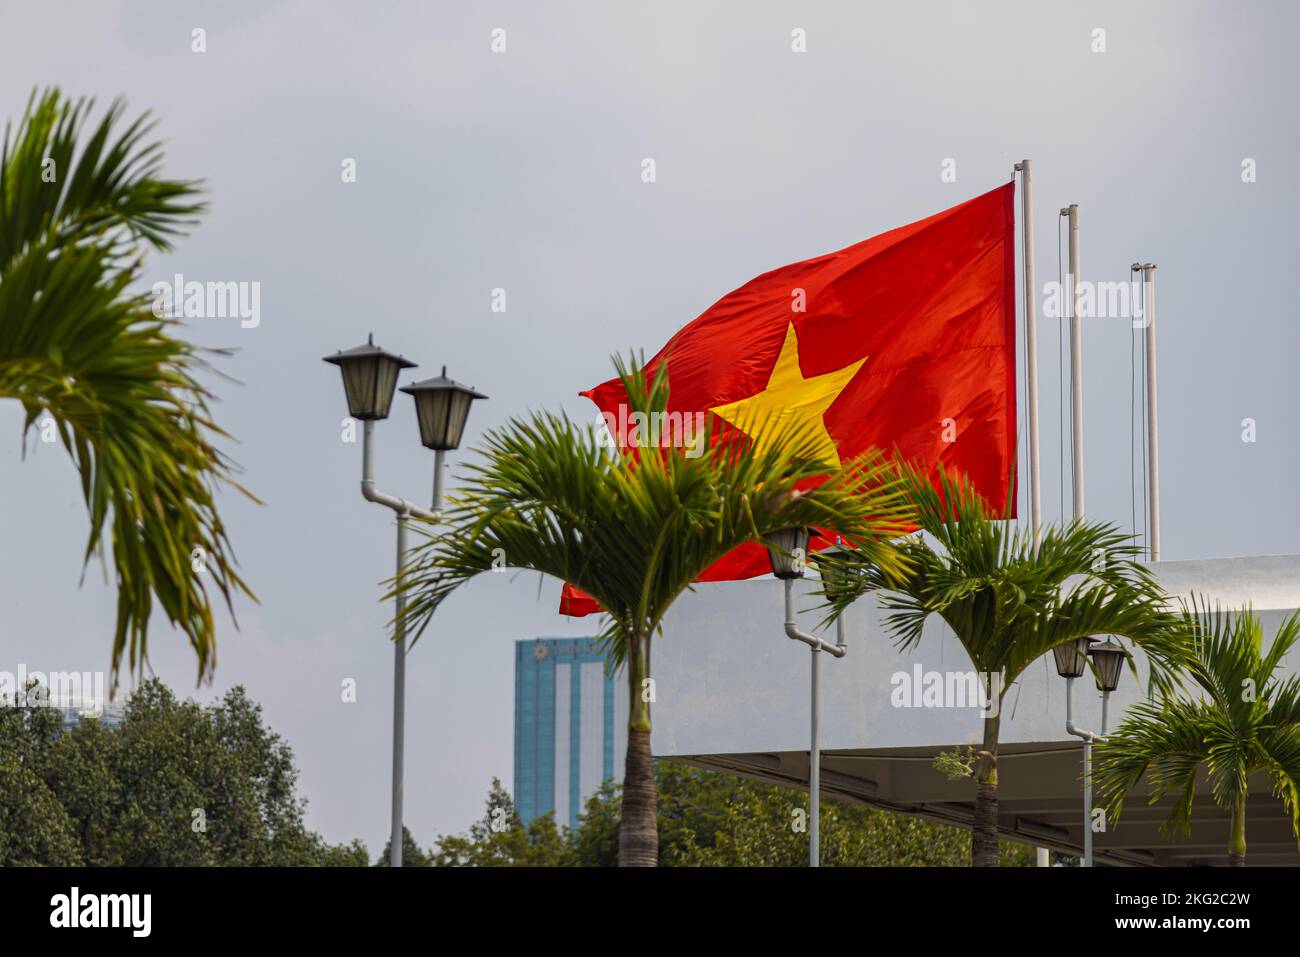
[514,637,626,829]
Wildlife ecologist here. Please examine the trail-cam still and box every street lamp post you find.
[1051,636,1125,867]
[324,339,486,866]
[765,529,847,868]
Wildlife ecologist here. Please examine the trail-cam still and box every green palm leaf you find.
[396,356,914,654]
[1095,600,1300,863]
[0,89,254,687]
[823,459,1184,688]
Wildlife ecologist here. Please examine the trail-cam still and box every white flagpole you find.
[1017,162,1050,870]
[1061,204,1084,520]
[1132,263,1160,560]
[1015,161,1042,544]
[1061,204,1091,867]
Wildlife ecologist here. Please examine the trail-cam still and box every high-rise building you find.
[514,637,627,830]
[54,698,126,732]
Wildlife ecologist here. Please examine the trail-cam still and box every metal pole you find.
[1062,204,1084,520]
[1015,161,1042,543]
[1144,267,1160,559]
[433,449,446,512]
[361,419,439,867]
[389,451,446,866]
[1064,676,1095,867]
[781,578,844,866]
[1082,736,1093,868]
[1133,263,1160,561]
[390,513,408,866]
[350,327,457,867]
[1018,162,1049,870]
[810,644,821,868]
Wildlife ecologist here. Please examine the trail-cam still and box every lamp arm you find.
[784,580,846,657]
[362,421,442,520]
[1063,676,1102,742]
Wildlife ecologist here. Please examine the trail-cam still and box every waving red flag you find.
[560,183,1017,617]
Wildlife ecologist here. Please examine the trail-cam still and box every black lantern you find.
[400,366,488,451]
[1052,637,1094,679]
[322,334,416,421]
[1088,639,1126,693]
[765,527,810,580]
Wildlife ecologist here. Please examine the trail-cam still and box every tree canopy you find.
[0,678,365,866]
[423,766,1035,867]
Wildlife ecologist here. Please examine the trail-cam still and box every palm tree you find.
[821,463,1184,866]
[0,89,254,686]
[395,359,915,865]
[1094,601,1300,866]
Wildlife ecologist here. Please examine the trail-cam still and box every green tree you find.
[430,778,568,866]
[397,360,914,866]
[310,838,372,867]
[0,752,83,866]
[566,779,621,866]
[823,463,1185,866]
[0,681,84,865]
[445,765,1029,867]
[0,678,366,866]
[563,765,739,866]
[376,826,432,867]
[1095,602,1300,866]
[641,763,1028,866]
[0,89,254,686]
[38,717,120,863]
[106,682,320,865]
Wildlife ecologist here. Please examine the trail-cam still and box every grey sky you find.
[1,0,1297,851]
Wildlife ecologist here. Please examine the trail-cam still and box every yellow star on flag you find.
[709,322,867,468]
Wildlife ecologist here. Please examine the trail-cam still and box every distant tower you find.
[514,638,627,829]
[55,699,125,732]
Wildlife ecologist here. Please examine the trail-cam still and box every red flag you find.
[561,184,1016,617]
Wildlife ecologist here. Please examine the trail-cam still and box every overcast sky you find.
[2,0,1297,851]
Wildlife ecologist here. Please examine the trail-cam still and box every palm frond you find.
[0,88,203,266]
[1094,697,1207,833]
[393,355,915,671]
[0,89,252,687]
[823,459,1183,687]
[1095,604,1300,849]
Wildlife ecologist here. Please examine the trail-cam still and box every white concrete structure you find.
[652,555,1300,866]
